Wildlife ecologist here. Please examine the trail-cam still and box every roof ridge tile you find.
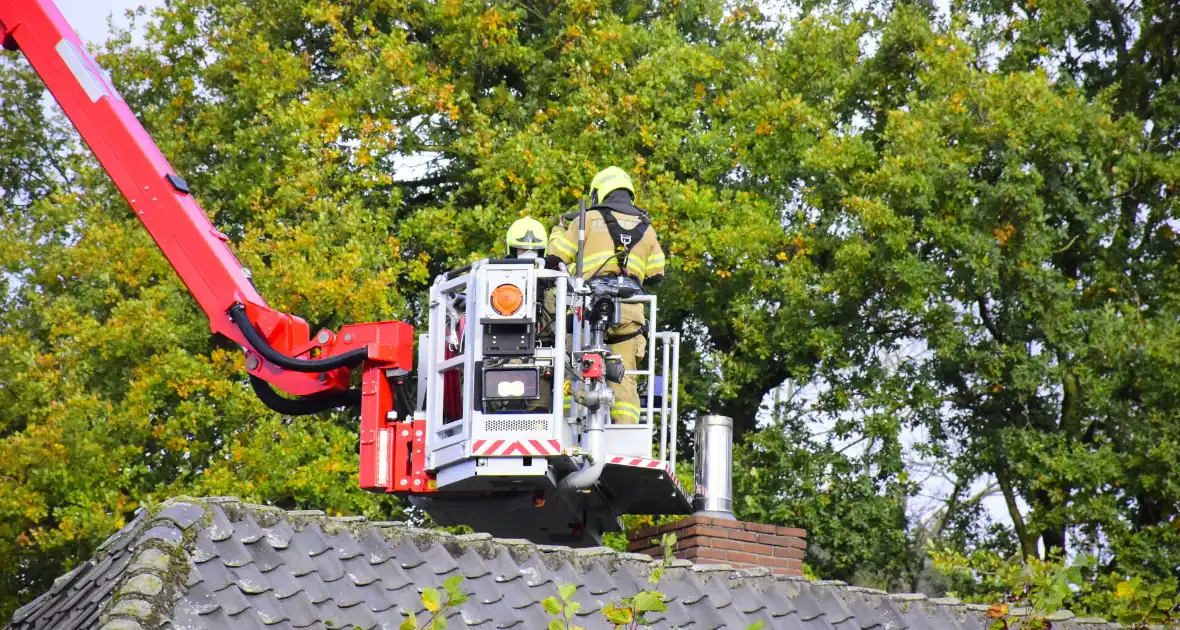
[92,512,192,630]
[10,496,1134,630]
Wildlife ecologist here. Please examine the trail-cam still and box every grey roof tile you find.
[263,518,297,551]
[260,563,302,599]
[581,562,620,596]
[272,590,319,627]
[790,581,829,622]
[190,530,219,565]
[232,562,274,595]
[356,528,395,566]
[417,539,462,576]
[246,592,290,625]
[181,581,221,615]
[216,533,257,568]
[251,539,287,574]
[95,519,139,554]
[510,601,552,630]
[6,496,1130,630]
[371,554,414,592]
[661,595,696,627]
[194,556,236,593]
[180,605,234,628]
[684,596,731,629]
[276,539,319,578]
[135,524,184,547]
[295,572,332,605]
[55,602,100,630]
[449,601,495,627]
[236,513,267,545]
[320,569,366,607]
[328,530,363,561]
[453,548,494,581]
[291,524,331,558]
[207,504,236,542]
[215,584,253,616]
[342,554,381,586]
[812,583,857,625]
[312,598,379,630]
[56,577,100,617]
[310,550,346,583]
[155,501,205,529]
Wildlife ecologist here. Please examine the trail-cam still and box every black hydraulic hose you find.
[248,375,361,415]
[228,303,368,372]
[442,263,473,280]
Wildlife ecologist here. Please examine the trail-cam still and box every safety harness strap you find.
[605,324,648,345]
[593,203,649,276]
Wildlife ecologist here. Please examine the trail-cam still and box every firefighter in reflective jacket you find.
[546,167,666,424]
[504,217,562,413]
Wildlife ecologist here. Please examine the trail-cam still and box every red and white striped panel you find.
[472,439,562,457]
[608,456,674,474]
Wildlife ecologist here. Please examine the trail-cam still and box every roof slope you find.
[6,497,1121,630]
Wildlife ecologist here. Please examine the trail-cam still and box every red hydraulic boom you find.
[0,0,415,493]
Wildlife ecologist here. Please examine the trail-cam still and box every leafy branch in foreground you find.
[1109,577,1180,630]
[599,532,677,629]
[400,575,468,630]
[933,546,1093,630]
[545,533,764,630]
[542,584,584,630]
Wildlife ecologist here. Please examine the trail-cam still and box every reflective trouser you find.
[608,321,646,424]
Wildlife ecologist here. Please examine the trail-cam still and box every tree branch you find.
[390,173,452,188]
[995,464,1038,560]
[976,294,1008,345]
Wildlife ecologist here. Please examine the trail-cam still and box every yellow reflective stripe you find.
[611,404,641,422]
[578,251,615,269]
[646,253,666,276]
[548,235,577,257]
[625,257,647,280]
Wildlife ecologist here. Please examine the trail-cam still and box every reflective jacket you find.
[546,192,666,286]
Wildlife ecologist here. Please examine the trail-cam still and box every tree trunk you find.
[996,465,1039,560]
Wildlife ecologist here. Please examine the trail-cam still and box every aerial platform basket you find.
[371,258,690,546]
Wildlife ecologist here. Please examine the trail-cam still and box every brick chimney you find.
[627,516,808,577]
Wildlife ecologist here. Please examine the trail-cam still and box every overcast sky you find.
[54,0,164,46]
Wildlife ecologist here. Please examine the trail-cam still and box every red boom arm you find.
[1,0,414,492]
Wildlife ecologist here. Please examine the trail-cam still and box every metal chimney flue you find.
[693,414,736,520]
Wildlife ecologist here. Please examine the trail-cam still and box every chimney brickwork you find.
[627,515,808,577]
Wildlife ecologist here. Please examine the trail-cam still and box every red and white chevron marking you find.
[608,456,673,474]
[472,439,562,456]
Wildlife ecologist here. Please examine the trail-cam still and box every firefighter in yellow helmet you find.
[546,166,666,425]
[505,217,548,259]
[504,216,567,413]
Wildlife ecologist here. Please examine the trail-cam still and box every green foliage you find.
[601,533,675,629]
[541,583,584,630]
[400,575,468,630]
[2,0,1179,623]
[538,583,586,628]
[1109,577,1180,630]
[933,547,1090,628]
[931,546,1180,629]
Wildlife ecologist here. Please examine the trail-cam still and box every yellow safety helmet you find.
[505,217,547,253]
[589,166,635,205]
